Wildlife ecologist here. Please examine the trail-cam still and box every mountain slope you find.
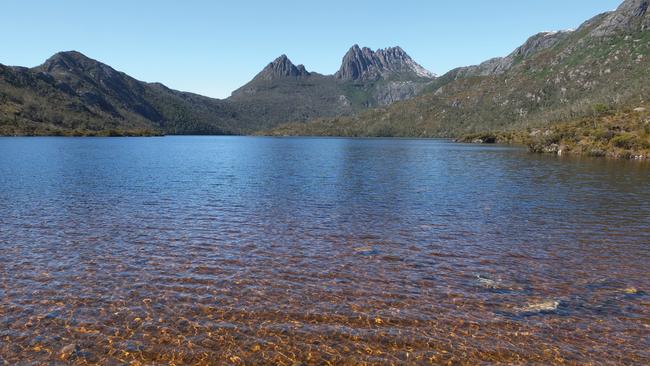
[226,46,435,130]
[1,46,434,135]
[265,0,650,138]
[0,51,242,135]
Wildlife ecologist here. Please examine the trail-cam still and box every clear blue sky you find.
[1,0,622,99]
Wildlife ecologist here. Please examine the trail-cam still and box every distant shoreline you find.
[4,104,649,162]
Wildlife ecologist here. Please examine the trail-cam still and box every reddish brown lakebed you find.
[1,137,649,365]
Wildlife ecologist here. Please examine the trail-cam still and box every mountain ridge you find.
[226,45,435,129]
[1,0,647,137]
[1,45,434,135]
[264,0,649,138]
[335,45,435,81]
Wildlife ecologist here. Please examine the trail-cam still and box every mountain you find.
[266,0,650,138]
[249,55,311,81]
[1,46,434,135]
[0,51,243,135]
[3,0,645,138]
[227,46,435,130]
[336,45,434,81]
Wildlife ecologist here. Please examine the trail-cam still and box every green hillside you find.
[264,0,650,141]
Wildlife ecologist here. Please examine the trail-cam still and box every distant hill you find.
[0,46,434,135]
[0,51,244,135]
[265,0,650,138]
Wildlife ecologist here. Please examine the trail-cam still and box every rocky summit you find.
[252,55,310,81]
[335,45,435,81]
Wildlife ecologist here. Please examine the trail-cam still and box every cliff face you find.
[335,45,434,81]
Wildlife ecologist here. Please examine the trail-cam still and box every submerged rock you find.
[516,300,561,314]
[623,287,639,294]
[354,246,379,256]
[475,275,523,292]
[621,287,646,296]
[59,343,79,360]
[476,275,500,289]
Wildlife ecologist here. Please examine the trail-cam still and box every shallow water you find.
[0,136,649,365]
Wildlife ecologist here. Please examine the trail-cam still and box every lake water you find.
[1,136,649,364]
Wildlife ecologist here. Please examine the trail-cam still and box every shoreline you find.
[3,104,649,162]
[455,105,650,161]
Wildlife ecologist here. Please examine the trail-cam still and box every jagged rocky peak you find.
[336,45,434,81]
[591,0,649,36]
[255,54,310,81]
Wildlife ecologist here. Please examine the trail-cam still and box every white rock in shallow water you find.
[476,275,500,289]
[517,300,560,313]
[475,275,522,291]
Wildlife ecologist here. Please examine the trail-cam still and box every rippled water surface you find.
[1,136,649,365]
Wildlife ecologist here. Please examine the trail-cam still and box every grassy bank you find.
[457,104,650,160]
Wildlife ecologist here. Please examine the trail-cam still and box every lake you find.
[1,136,649,364]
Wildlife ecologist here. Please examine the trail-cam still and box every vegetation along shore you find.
[456,104,650,160]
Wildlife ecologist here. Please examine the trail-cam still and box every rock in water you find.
[516,300,560,314]
[475,275,523,291]
[591,0,650,37]
[59,343,78,360]
[476,275,501,289]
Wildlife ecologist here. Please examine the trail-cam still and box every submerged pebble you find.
[59,343,78,360]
